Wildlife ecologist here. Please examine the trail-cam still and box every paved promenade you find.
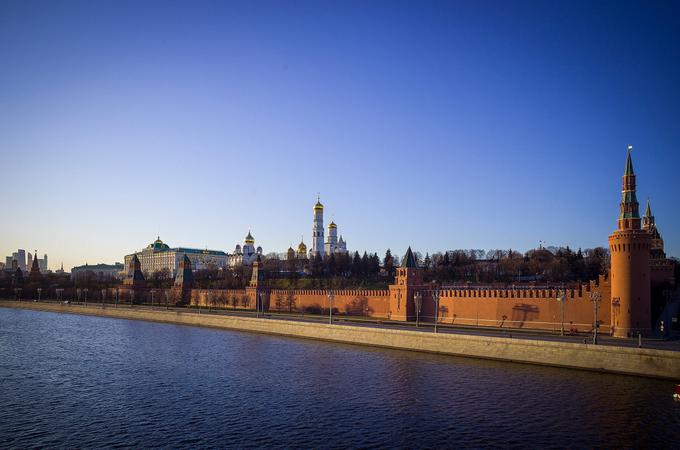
[3,299,680,380]
[3,298,680,352]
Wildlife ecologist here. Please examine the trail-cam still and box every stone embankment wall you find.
[1,300,678,380]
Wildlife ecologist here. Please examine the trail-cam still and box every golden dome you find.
[313,194,323,211]
[298,240,307,253]
[245,231,255,244]
[328,221,337,229]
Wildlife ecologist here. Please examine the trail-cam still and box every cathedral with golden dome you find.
[228,231,264,267]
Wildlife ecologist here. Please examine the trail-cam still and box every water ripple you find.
[1,308,679,448]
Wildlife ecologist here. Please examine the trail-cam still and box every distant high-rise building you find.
[5,256,12,268]
[39,253,48,272]
[27,252,33,271]
[10,250,26,272]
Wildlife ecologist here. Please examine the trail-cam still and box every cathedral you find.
[228,231,264,267]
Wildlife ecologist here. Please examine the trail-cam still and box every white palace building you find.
[124,237,228,277]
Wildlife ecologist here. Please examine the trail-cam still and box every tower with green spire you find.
[618,145,641,230]
[609,145,651,337]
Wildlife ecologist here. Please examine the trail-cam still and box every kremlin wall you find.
[103,147,674,338]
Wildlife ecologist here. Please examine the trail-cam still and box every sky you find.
[1,0,679,270]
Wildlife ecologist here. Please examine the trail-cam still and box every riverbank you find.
[2,300,679,380]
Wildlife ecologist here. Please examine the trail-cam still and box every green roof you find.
[174,247,227,256]
[624,146,635,176]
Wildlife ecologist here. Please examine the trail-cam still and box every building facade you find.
[8,249,26,272]
[228,231,263,267]
[71,263,125,282]
[124,237,228,277]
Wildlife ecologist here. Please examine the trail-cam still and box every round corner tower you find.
[608,146,651,337]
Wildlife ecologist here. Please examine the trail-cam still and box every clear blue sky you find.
[1,0,679,270]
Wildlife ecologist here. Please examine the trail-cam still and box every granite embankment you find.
[2,301,679,380]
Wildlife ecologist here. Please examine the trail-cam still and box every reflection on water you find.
[1,308,678,448]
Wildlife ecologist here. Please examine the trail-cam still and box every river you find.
[0,308,678,448]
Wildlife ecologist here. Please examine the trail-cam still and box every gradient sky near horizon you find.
[1,0,679,270]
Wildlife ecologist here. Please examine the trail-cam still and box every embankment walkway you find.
[2,300,680,380]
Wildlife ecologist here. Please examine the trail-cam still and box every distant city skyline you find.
[2,0,679,270]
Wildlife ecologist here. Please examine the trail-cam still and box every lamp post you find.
[328,289,334,324]
[256,291,261,318]
[414,291,422,328]
[590,291,601,344]
[37,288,42,302]
[101,289,106,308]
[83,288,88,306]
[165,290,171,310]
[557,289,566,336]
[432,285,441,334]
[151,289,155,309]
[115,288,119,308]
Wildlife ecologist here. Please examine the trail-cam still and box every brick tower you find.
[608,146,651,337]
[173,255,194,305]
[389,247,423,321]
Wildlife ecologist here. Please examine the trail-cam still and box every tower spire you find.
[618,145,640,230]
[624,144,634,175]
[644,197,652,218]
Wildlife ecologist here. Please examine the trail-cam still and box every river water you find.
[0,308,678,448]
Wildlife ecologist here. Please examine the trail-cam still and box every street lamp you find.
[37,288,42,302]
[115,288,120,308]
[101,289,106,308]
[431,284,441,334]
[256,291,261,318]
[164,290,171,310]
[414,291,422,328]
[557,289,566,336]
[83,288,88,306]
[328,289,334,324]
[590,291,602,344]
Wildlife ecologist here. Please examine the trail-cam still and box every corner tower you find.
[312,195,325,258]
[608,146,651,337]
